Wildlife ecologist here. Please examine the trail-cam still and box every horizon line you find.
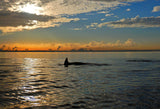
[0,50,160,52]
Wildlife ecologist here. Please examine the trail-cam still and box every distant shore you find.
[0,50,160,52]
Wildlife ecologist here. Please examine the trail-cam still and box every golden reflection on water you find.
[12,57,74,108]
[17,58,43,108]
[0,52,160,108]
[23,58,41,74]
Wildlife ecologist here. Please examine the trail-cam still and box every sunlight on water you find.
[0,52,160,108]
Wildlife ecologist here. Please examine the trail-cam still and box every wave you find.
[127,59,160,62]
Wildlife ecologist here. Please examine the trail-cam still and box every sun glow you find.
[19,4,42,15]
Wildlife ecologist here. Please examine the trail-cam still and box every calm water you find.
[0,52,160,109]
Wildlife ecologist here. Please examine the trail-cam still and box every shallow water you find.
[0,52,160,109]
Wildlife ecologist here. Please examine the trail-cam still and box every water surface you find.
[0,52,160,109]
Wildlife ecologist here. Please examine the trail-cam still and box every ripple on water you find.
[49,85,71,89]
[30,80,49,83]
[20,91,45,96]
[0,53,160,109]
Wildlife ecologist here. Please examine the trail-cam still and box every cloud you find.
[59,39,136,50]
[3,39,136,50]
[101,18,105,21]
[72,28,82,30]
[105,13,113,17]
[86,23,98,29]
[2,0,143,16]
[89,0,143,2]
[126,8,131,11]
[152,6,160,12]
[0,15,79,33]
[98,11,109,14]
[85,39,136,48]
[42,0,126,16]
[98,16,160,28]
[57,46,61,51]
[0,11,55,27]
[0,0,144,33]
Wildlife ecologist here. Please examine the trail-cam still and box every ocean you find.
[0,52,160,109]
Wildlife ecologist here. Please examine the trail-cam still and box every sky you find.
[0,0,160,51]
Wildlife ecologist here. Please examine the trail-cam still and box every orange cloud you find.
[0,39,138,51]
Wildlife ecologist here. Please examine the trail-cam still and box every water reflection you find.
[0,52,160,108]
[17,58,40,107]
[13,57,80,108]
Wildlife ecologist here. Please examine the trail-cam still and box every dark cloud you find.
[102,16,160,28]
[0,0,56,11]
[39,0,54,4]
[57,46,61,51]
[0,0,41,11]
[0,0,16,10]
[0,11,55,27]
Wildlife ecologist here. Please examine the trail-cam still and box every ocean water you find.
[0,52,160,109]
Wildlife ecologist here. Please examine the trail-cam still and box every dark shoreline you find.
[0,50,160,52]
